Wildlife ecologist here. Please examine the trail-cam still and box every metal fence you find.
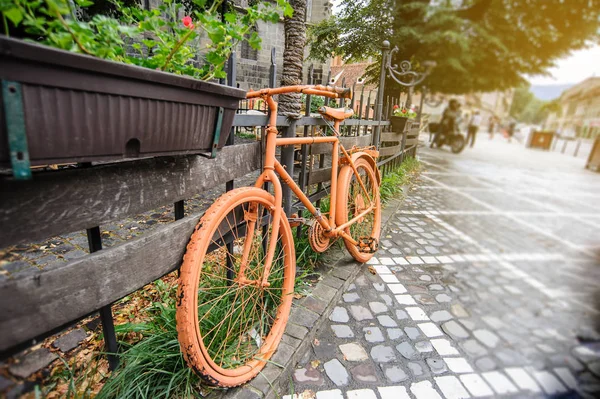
[0,47,420,366]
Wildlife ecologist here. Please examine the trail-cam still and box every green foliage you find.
[309,0,600,95]
[1,0,290,81]
[510,85,561,124]
[379,157,421,203]
[301,93,325,114]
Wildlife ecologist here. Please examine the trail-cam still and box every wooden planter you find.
[390,116,412,133]
[527,131,554,150]
[0,37,245,175]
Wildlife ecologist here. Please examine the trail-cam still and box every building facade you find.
[544,77,600,139]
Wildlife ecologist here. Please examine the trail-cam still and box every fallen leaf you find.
[367,265,377,275]
[310,359,320,368]
[313,338,320,346]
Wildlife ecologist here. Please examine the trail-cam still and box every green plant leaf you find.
[3,7,23,26]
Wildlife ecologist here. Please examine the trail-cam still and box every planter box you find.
[526,131,554,150]
[0,37,245,168]
[390,116,413,133]
[586,138,600,172]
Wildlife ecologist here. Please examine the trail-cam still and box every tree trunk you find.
[279,0,306,116]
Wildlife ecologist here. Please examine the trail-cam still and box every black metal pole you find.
[373,40,390,149]
[86,226,119,371]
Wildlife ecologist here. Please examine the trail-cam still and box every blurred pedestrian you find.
[488,115,496,139]
[467,111,482,148]
[507,120,516,143]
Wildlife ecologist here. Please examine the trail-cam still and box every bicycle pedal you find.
[288,215,308,228]
[358,237,379,253]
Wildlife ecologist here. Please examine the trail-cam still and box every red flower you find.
[393,105,399,110]
[182,16,194,29]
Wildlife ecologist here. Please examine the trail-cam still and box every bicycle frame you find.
[245,85,377,283]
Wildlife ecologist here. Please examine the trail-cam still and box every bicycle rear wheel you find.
[336,157,381,263]
[177,187,295,387]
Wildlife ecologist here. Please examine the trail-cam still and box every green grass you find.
[379,157,421,203]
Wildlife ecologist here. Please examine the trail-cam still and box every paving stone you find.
[343,292,360,303]
[426,358,448,374]
[441,320,469,339]
[363,327,384,343]
[290,307,320,328]
[368,301,387,314]
[373,283,384,292]
[313,339,337,359]
[428,284,444,291]
[451,303,470,318]
[329,307,349,323]
[379,294,393,306]
[504,367,541,393]
[349,363,378,382]
[415,340,434,353]
[302,296,328,315]
[286,323,309,341]
[435,293,452,303]
[382,364,408,383]
[406,307,429,321]
[396,342,417,359]
[371,345,396,363]
[414,294,437,305]
[460,339,487,357]
[9,348,58,378]
[339,343,368,362]
[475,357,497,371]
[553,367,578,389]
[293,366,324,385]
[459,319,476,331]
[430,310,453,322]
[418,322,444,338]
[349,305,373,321]
[388,284,408,294]
[346,389,377,399]
[315,389,344,399]
[347,283,357,291]
[531,370,567,395]
[331,325,354,338]
[459,373,494,397]
[52,328,87,352]
[323,359,349,386]
[405,327,422,340]
[0,375,14,391]
[395,309,409,320]
[435,376,470,399]
[473,329,500,348]
[408,361,426,377]
[443,357,474,373]
[395,295,417,305]
[481,371,519,394]
[378,386,411,399]
[377,315,397,327]
[410,380,443,399]
[387,328,404,340]
[431,339,459,356]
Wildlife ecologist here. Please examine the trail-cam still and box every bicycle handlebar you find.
[246,85,352,100]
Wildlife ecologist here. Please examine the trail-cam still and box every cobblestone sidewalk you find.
[284,139,600,399]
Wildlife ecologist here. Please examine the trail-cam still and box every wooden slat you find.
[308,168,332,185]
[0,143,262,248]
[0,214,198,351]
[379,145,402,157]
[309,135,373,156]
[406,139,419,146]
[380,131,403,143]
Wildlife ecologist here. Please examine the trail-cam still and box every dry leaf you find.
[310,359,320,368]
[367,265,377,275]
[313,338,320,346]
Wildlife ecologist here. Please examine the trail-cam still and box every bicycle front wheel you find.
[336,157,382,263]
[177,187,295,387]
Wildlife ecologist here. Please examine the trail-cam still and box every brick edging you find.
[221,186,411,399]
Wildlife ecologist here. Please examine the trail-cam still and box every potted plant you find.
[0,0,292,169]
[390,104,417,133]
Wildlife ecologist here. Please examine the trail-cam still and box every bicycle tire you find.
[336,157,382,263]
[177,187,295,387]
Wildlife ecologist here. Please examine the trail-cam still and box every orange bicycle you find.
[176,85,382,387]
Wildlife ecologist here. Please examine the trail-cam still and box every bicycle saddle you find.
[318,106,354,121]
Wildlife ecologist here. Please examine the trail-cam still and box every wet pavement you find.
[284,137,600,398]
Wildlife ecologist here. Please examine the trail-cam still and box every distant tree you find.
[308,0,600,95]
[510,86,559,124]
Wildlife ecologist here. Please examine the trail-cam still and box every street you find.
[285,136,600,398]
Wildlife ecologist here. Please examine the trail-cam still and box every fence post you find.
[373,41,390,149]
[282,121,297,216]
[574,139,582,157]
[87,226,119,371]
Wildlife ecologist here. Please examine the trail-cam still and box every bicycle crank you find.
[308,222,331,253]
[358,237,379,253]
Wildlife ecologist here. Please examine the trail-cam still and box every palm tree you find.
[279,0,306,116]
